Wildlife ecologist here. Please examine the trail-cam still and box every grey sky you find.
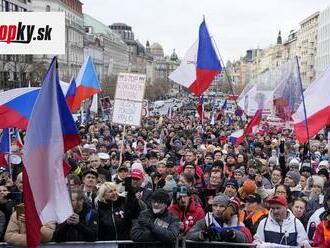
[82,0,329,62]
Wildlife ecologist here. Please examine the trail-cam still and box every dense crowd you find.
[0,100,330,248]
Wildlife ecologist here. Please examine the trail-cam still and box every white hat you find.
[11,154,22,165]
[83,144,90,149]
[318,160,329,171]
[97,152,110,160]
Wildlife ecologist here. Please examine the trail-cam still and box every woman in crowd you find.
[96,182,130,240]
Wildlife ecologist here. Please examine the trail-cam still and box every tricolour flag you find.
[229,129,244,146]
[23,57,81,247]
[0,128,10,166]
[273,58,302,121]
[0,88,40,129]
[293,64,330,143]
[169,19,221,96]
[66,77,76,112]
[0,83,70,130]
[71,56,101,112]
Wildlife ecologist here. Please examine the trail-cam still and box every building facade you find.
[315,6,330,77]
[31,0,84,82]
[0,0,32,90]
[297,12,319,87]
[83,14,129,85]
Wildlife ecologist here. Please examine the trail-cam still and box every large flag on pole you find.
[71,56,101,112]
[0,128,10,166]
[293,64,330,144]
[0,83,71,130]
[23,57,81,248]
[0,88,40,129]
[169,19,221,96]
[273,58,302,121]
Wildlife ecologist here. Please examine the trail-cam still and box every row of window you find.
[0,55,33,63]
[0,0,27,12]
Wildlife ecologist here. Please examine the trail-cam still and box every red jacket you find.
[168,197,205,234]
[313,220,330,248]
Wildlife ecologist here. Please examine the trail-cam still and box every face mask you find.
[152,207,165,215]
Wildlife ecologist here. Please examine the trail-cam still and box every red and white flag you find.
[293,65,330,143]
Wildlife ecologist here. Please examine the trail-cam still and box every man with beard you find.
[131,189,180,247]
[168,186,205,235]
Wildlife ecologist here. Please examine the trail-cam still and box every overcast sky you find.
[82,0,329,62]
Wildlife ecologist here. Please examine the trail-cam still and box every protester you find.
[96,182,130,240]
[5,209,55,247]
[53,190,98,242]
[186,194,251,243]
[131,189,180,247]
[254,195,309,247]
[168,185,205,235]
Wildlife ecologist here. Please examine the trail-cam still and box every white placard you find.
[112,99,143,126]
[115,73,146,101]
[0,12,65,54]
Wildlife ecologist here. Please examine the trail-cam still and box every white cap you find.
[97,152,110,160]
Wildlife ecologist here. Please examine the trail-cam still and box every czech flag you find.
[0,128,10,166]
[0,88,40,129]
[70,56,101,112]
[23,57,81,248]
[66,77,77,112]
[229,129,244,146]
[169,19,221,96]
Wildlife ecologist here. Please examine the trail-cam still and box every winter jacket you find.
[53,205,98,242]
[130,209,180,247]
[186,212,251,243]
[168,197,205,234]
[307,207,325,241]
[254,209,309,247]
[313,219,330,248]
[240,208,268,236]
[4,211,55,247]
[125,186,153,220]
[97,197,130,241]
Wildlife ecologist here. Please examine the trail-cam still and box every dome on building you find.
[170,49,178,61]
[150,42,164,58]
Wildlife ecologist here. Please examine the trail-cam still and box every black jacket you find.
[131,208,180,246]
[53,204,98,242]
[97,197,130,240]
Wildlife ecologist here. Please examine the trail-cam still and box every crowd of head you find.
[0,101,330,247]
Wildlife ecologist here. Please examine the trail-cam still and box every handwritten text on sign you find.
[112,99,143,126]
[115,73,146,101]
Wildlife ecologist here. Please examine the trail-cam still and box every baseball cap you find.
[131,169,144,180]
[267,195,288,207]
[245,193,262,204]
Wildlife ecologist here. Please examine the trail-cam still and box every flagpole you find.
[211,37,245,129]
[295,56,310,145]
[119,124,126,166]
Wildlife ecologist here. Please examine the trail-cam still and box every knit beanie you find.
[162,175,177,192]
[286,171,301,186]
